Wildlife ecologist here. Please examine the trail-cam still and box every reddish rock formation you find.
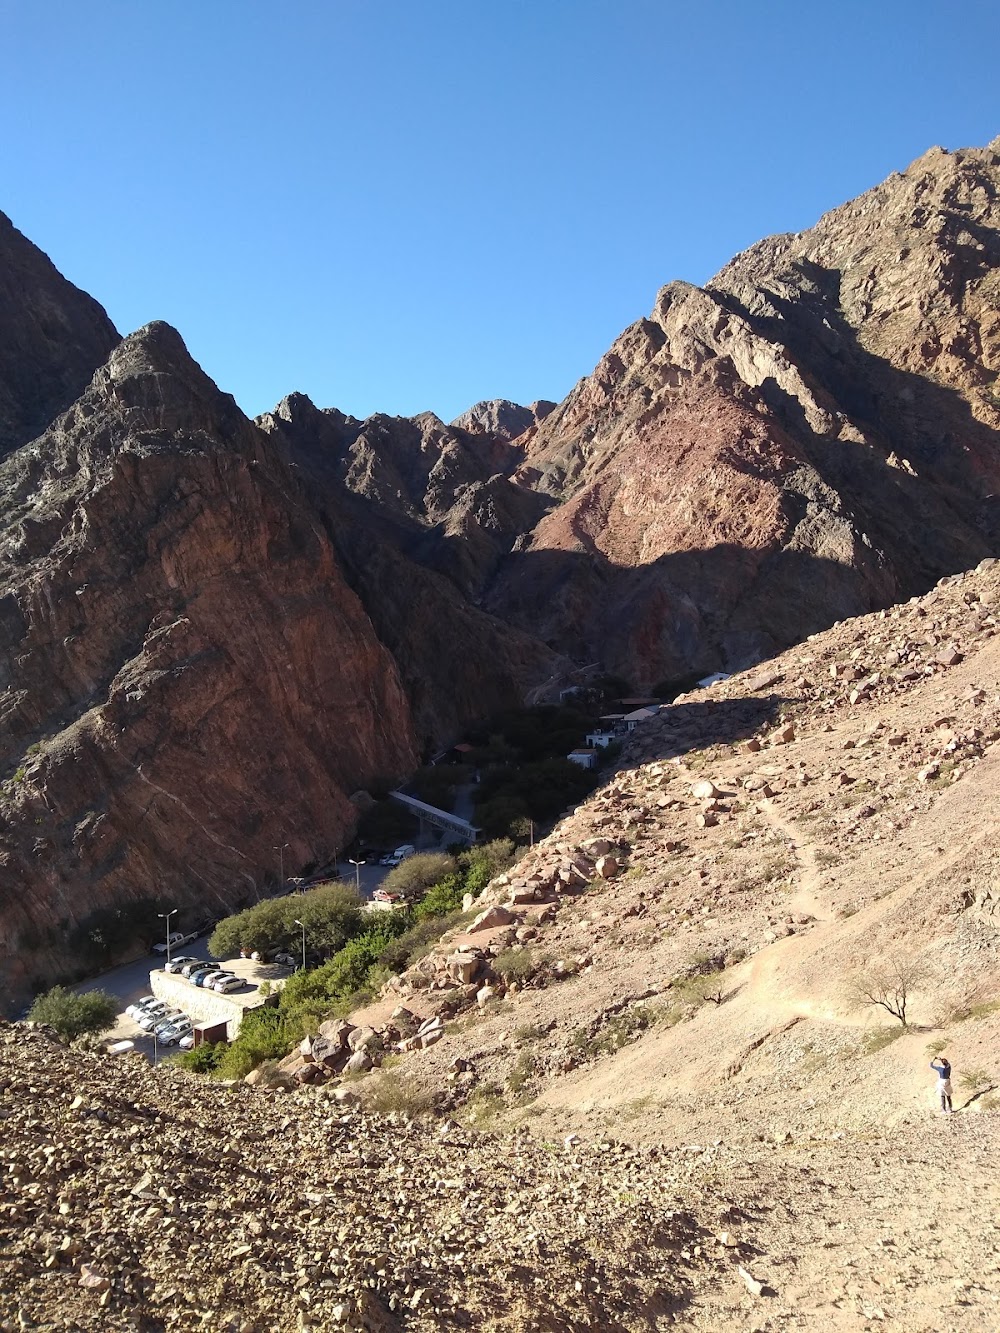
[486,138,1000,687]
[0,324,418,1004]
[451,398,556,442]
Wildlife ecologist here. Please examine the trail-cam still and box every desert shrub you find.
[568,1005,663,1061]
[378,912,463,972]
[173,1042,225,1074]
[382,853,456,901]
[960,1067,993,1093]
[507,1050,537,1096]
[944,998,1000,1025]
[862,1026,906,1055]
[412,873,465,920]
[213,1008,290,1081]
[279,920,409,1025]
[493,947,542,985]
[463,1083,506,1126]
[848,953,927,1027]
[514,1022,549,1043]
[459,838,516,895]
[362,1072,433,1118]
[28,986,118,1041]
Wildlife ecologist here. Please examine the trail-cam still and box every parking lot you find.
[71,858,395,1062]
[77,944,291,1062]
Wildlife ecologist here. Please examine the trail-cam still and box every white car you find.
[137,1004,175,1031]
[164,955,200,975]
[152,929,199,955]
[125,995,158,1019]
[212,976,244,994]
[177,1033,196,1050]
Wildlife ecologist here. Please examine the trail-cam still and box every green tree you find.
[381,852,456,901]
[459,838,516,895]
[412,872,465,920]
[214,1008,290,1081]
[28,986,117,1041]
[208,882,363,960]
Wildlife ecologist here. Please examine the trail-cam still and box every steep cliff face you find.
[258,394,564,748]
[0,210,120,460]
[0,324,418,1005]
[487,138,1000,686]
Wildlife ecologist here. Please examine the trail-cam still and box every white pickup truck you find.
[152,929,200,955]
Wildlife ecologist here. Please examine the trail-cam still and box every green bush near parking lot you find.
[208,882,364,960]
[193,836,524,1080]
[28,986,118,1041]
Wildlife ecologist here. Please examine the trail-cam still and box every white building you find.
[567,747,598,770]
[585,730,617,748]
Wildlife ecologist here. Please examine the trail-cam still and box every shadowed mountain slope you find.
[0,210,120,459]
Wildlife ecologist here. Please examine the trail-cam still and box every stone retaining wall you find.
[149,972,265,1039]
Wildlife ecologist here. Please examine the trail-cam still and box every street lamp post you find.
[273,843,290,892]
[158,908,177,967]
[348,857,365,894]
[293,919,307,972]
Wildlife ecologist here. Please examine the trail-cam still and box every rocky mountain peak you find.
[451,397,556,441]
[0,209,119,459]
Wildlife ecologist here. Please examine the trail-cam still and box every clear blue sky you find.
[2,1,998,423]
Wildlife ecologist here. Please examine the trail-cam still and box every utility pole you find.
[294,919,307,972]
[274,843,289,892]
[158,909,177,967]
[349,857,365,894]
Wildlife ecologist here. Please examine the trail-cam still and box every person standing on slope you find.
[930,1056,953,1113]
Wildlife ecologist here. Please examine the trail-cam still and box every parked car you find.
[194,969,228,988]
[125,995,158,1019]
[164,955,200,975]
[271,952,297,968]
[153,1012,185,1038]
[212,976,244,994]
[180,960,210,979]
[156,1018,193,1046]
[137,1003,174,1031]
[152,929,200,955]
[177,1033,196,1050]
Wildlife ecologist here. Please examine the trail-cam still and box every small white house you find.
[567,747,598,770]
[585,730,617,748]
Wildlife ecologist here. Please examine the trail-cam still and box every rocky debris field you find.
[0,1021,764,1332]
[5,568,1000,1331]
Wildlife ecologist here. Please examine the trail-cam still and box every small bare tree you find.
[849,953,927,1027]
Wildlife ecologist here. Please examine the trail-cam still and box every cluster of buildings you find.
[566,698,662,770]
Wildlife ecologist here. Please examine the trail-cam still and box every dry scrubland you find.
[4,561,1000,1330]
